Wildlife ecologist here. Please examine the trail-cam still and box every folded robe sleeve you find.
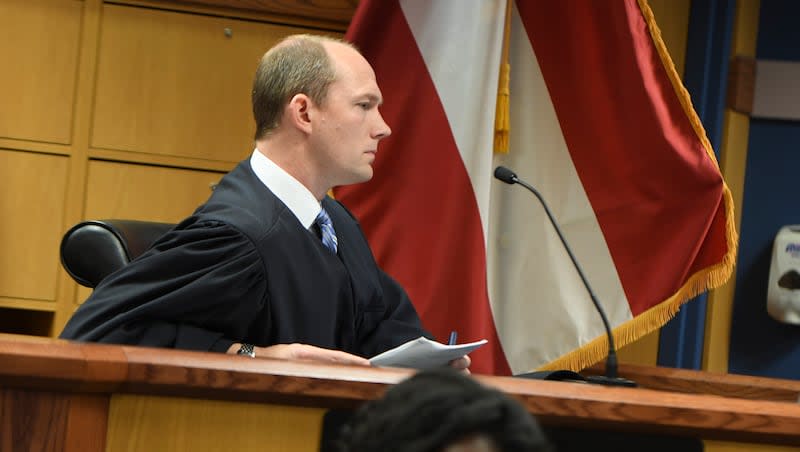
[59,220,266,353]
[356,270,434,358]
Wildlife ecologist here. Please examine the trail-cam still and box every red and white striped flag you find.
[336,0,737,376]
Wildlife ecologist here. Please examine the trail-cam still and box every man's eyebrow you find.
[360,93,383,106]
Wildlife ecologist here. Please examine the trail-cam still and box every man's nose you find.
[373,112,391,140]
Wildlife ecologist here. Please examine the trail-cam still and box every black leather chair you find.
[60,219,175,288]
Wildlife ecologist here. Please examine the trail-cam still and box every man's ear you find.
[286,93,313,134]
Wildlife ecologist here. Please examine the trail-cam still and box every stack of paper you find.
[369,336,488,369]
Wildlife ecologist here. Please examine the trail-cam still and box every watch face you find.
[237,344,255,357]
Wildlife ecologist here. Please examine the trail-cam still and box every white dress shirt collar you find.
[249,149,320,229]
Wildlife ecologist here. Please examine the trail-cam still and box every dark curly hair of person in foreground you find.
[336,368,554,452]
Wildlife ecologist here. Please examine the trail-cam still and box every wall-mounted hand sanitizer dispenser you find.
[767,225,800,325]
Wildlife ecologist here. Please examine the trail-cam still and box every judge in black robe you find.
[59,157,428,359]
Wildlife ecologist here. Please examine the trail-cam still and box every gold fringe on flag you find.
[539,0,739,373]
[493,0,512,154]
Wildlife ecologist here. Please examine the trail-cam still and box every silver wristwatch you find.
[236,343,255,358]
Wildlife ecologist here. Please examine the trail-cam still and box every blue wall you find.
[728,0,800,379]
[657,0,734,370]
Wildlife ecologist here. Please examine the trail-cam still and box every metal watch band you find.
[236,343,255,358]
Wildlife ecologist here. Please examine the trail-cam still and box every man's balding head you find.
[251,34,359,140]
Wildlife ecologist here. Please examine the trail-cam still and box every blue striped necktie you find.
[315,207,338,254]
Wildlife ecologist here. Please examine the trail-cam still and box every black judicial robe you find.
[59,159,427,358]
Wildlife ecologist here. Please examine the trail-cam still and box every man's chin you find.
[347,168,374,185]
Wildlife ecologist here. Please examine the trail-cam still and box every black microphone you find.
[494,165,635,387]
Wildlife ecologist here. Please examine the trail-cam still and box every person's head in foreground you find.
[337,368,553,452]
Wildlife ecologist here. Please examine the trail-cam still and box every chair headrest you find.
[60,220,175,288]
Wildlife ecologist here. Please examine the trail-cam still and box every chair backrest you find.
[60,219,175,288]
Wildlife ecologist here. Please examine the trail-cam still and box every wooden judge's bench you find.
[2,334,800,451]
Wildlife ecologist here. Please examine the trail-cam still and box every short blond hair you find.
[251,34,356,140]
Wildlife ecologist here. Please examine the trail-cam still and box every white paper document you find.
[369,336,488,369]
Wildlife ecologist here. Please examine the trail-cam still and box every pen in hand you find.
[448,330,458,345]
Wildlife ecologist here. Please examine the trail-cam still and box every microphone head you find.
[494,166,518,184]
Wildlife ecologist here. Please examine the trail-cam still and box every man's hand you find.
[227,343,370,366]
[448,354,471,373]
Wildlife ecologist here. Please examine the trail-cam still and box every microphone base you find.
[585,375,637,387]
[515,370,636,387]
